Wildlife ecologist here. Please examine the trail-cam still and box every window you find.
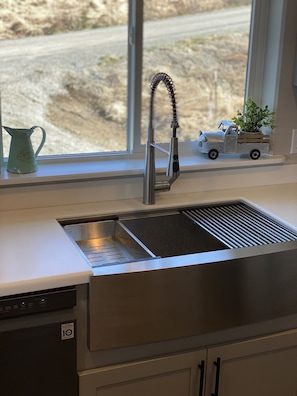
[0,0,253,159]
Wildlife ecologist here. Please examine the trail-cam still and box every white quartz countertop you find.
[1,183,297,297]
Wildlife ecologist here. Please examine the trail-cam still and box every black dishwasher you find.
[0,286,78,396]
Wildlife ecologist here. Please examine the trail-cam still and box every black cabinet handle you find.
[198,360,205,396]
[212,357,221,396]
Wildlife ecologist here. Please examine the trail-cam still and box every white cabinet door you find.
[79,349,206,396]
[205,330,297,396]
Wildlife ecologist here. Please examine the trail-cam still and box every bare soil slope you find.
[0,0,250,39]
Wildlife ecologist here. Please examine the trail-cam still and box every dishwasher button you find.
[38,297,47,307]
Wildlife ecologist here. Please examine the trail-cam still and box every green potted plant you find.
[232,96,275,133]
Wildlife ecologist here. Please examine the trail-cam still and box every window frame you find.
[246,0,285,110]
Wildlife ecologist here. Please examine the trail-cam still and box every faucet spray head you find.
[167,135,180,179]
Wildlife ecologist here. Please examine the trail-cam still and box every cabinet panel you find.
[95,370,189,396]
[206,330,297,396]
[79,349,206,396]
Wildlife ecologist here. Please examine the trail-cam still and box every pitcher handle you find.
[30,126,46,157]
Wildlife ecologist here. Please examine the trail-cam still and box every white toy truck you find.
[198,120,270,160]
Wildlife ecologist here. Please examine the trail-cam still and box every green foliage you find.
[232,97,275,132]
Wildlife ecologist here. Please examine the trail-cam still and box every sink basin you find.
[63,211,227,267]
[121,212,227,258]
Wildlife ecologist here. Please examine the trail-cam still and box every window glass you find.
[142,0,252,144]
[0,0,128,156]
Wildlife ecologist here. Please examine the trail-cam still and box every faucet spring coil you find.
[150,72,179,129]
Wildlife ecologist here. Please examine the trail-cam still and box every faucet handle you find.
[167,136,180,179]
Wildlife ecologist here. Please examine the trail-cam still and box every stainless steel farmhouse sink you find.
[60,201,297,351]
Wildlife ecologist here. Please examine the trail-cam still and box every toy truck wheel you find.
[208,149,219,160]
[250,149,261,160]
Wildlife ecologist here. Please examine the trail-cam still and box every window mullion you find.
[127,0,144,153]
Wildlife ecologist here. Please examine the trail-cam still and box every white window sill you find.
[0,148,286,188]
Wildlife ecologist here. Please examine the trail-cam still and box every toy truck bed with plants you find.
[198,120,270,160]
[198,97,274,160]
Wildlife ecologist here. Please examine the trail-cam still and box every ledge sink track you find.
[182,201,297,249]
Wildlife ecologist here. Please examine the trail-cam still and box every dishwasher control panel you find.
[0,286,76,319]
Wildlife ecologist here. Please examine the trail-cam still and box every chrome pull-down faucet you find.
[143,72,180,205]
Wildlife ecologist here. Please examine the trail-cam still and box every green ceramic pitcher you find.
[4,126,46,174]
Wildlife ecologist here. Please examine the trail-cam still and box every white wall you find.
[1,163,296,211]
